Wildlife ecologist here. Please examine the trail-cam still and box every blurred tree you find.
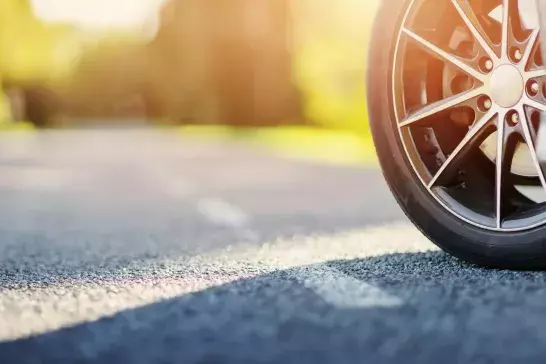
[291,0,379,136]
[145,0,218,124]
[1,0,302,127]
[0,0,81,85]
[0,0,82,125]
[62,33,149,120]
[147,0,301,126]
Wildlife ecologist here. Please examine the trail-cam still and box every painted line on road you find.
[293,264,403,309]
[197,198,249,227]
[197,198,259,241]
[0,223,429,340]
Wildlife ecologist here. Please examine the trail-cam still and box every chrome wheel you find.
[393,0,546,231]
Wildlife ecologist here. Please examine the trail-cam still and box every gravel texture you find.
[1,129,545,364]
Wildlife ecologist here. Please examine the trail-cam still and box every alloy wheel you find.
[393,0,546,231]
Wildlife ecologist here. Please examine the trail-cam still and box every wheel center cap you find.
[490,65,524,108]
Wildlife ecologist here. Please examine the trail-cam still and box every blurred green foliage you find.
[0,0,82,122]
[292,0,379,137]
[0,0,81,84]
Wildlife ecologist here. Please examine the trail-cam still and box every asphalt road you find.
[1,129,546,363]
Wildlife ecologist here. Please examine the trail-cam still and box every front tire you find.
[368,0,546,269]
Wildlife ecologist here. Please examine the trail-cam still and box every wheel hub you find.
[490,65,524,108]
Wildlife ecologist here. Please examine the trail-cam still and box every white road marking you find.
[0,223,432,340]
[197,199,249,227]
[197,198,259,241]
[294,264,403,309]
[220,222,435,269]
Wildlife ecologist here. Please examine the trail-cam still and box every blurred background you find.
[0,0,378,149]
[5,3,546,362]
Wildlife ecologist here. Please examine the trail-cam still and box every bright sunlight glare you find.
[30,0,167,33]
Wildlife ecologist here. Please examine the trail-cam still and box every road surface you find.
[0,129,546,364]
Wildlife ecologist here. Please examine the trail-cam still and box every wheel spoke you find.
[428,108,497,188]
[525,69,546,80]
[520,28,540,71]
[451,0,497,60]
[501,0,513,59]
[402,28,485,82]
[518,106,546,191]
[495,112,507,228]
[523,107,539,142]
[524,97,546,112]
[400,87,485,127]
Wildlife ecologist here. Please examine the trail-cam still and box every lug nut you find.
[479,96,492,111]
[530,82,540,95]
[514,49,523,61]
[511,113,520,124]
[484,59,493,71]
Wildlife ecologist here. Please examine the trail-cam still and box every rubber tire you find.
[367,0,546,270]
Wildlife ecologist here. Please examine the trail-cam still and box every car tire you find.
[368,0,546,269]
